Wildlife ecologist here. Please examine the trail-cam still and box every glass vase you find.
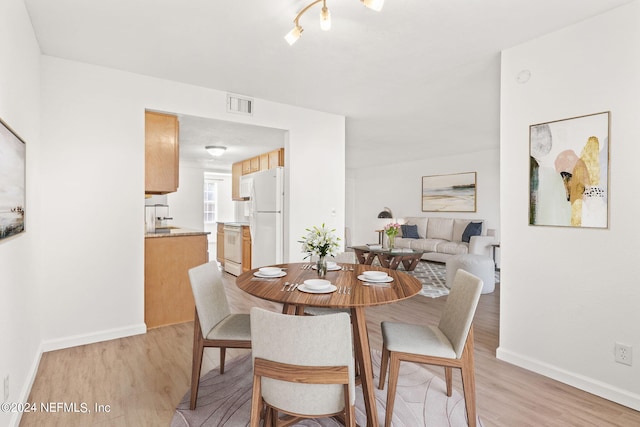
[317,255,327,279]
[388,234,395,250]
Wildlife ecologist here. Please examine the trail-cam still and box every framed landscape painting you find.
[422,172,476,212]
[529,111,609,228]
[0,118,26,241]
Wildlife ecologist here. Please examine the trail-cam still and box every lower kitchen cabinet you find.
[216,222,225,265]
[242,226,252,272]
[144,233,208,329]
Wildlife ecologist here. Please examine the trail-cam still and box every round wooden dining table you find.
[236,262,423,427]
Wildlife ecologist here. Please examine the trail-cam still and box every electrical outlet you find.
[615,343,633,366]
[3,375,8,402]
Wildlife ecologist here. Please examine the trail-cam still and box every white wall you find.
[0,1,42,426]
[500,1,640,409]
[36,55,345,353]
[348,149,500,247]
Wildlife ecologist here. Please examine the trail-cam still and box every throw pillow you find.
[401,224,420,239]
[461,222,482,243]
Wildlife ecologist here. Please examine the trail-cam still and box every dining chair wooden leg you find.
[384,353,401,427]
[342,383,355,427]
[250,373,262,427]
[219,347,226,374]
[264,405,275,427]
[378,344,389,389]
[444,366,453,396]
[460,329,477,427]
[190,310,205,410]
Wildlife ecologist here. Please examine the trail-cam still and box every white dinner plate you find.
[253,271,287,278]
[311,265,342,271]
[357,274,393,283]
[297,284,337,294]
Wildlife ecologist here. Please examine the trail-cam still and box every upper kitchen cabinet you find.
[232,161,245,201]
[145,111,179,194]
[268,148,284,169]
[260,153,269,171]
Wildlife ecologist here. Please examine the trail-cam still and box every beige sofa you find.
[392,216,496,263]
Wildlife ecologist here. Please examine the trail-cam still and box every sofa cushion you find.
[410,238,443,252]
[436,241,469,255]
[426,218,454,241]
[400,224,420,239]
[402,217,428,238]
[452,219,471,242]
[462,222,483,243]
[394,237,414,249]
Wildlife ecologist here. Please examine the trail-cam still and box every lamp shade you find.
[285,25,303,45]
[362,0,384,11]
[205,146,227,157]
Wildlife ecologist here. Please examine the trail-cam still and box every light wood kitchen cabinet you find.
[259,153,269,171]
[242,226,252,272]
[145,111,179,194]
[242,159,251,174]
[232,161,244,201]
[268,148,284,169]
[144,234,208,329]
[242,156,260,174]
[216,223,225,265]
[250,156,260,173]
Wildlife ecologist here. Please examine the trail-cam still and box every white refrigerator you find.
[247,167,284,268]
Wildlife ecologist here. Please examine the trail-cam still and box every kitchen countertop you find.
[218,222,249,227]
[145,227,210,238]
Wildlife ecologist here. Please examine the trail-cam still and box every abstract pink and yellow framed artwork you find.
[529,112,609,228]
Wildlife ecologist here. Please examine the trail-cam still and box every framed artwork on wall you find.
[529,111,610,228]
[0,117,26,241]
[421,172,476,212]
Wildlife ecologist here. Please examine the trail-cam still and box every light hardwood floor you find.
[21,267,640,426]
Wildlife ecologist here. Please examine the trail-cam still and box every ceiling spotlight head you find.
[285,25,303,45]
[361,0,384,11]
[205,145,227,157]
[320,4,331,31]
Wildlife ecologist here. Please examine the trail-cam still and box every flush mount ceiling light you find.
[285,0,384,45]
[205,146,227,157]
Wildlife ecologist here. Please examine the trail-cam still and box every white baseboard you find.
[497,346,640,411]
[8,342,44,427]
[41,323,147,352]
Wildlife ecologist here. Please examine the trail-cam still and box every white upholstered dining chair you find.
[378,269,483,427]
[188,261,252,410]
[249,307,356,427]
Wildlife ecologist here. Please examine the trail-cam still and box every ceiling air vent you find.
[226,94,253,116]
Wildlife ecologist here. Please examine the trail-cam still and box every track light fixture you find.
[285,0,384,45]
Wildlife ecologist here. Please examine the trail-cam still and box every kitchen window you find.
[203,180,218,224]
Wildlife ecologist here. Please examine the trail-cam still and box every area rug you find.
[402,261,500,299]
[171,350,484,427]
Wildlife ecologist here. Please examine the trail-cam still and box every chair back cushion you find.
[188,262,231,335]
[250,307,355,414]
[438,269,483,358]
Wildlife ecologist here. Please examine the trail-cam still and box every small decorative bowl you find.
[303,279,332,290]
[258,267,282,276]
[363,271,388,281]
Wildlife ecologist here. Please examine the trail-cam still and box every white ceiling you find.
[24,0,633,170]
